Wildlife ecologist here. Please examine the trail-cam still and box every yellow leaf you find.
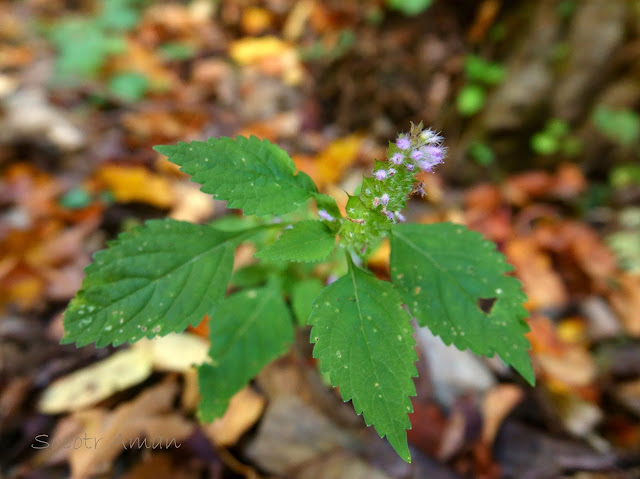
[140,332,209,372]
[38,347,153,414]
[229,36,291,65]
[96,165,175,209]
[316,134,363,187]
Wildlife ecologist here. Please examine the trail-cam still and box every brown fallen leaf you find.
[506,237,568,310]
[202,387,266,447]
[481,384,524,444]
[549,163,586,198]
[609,273,640,336]
[502,171,554,206]
[121,452,201,479]
[68,377,194,479]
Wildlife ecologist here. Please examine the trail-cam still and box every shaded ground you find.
[1,1,640,478]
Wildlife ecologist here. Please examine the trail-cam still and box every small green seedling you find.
[62,124,534,462]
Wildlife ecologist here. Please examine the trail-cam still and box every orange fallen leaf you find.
[68,378,193,479]
[95,165,175,209]
[482,384,524,444]
[315,134,364,188]
[506,237,568,310]
[203,387,266,447]
[241,7,274,35]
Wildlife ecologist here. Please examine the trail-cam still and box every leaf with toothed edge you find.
[62,219,250,348]
[154,136,318,217]
[389,222,535,385]
[255,220,336,263]
[197,282,294,421]
[308,262,417,462]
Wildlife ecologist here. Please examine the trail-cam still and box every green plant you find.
[386,0,433,16]
[531,118,582,156]
[592,107,640,148]
[48,0,147,96]
[468,140,495,166]
[456,55,506,116]
[62,125,534,462]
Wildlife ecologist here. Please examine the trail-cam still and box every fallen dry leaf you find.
[506,237,569,310]
[481,384,524,444]
[203,387,266,447]
[229,36,304,85]
[140,332,208,372]
[502,171,554,206]
[169,182,215,223]
[95,165,175,209]
[68,378,193,479]
[315,134,364,188]
[609,274,640,336]
[38,347,153,414]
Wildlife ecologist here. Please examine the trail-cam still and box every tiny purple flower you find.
[410,150,424,161]
[318,209,334,221]
[375,169,387,181]
[396,136,411,150]
[424,145,445,161]
[391,153,404,165]
[406,163,414,172]
[395,211,406,222]
[380,193,390,205]
[418,160,435,172]
[388,168,397,177]
[386,211,394,221]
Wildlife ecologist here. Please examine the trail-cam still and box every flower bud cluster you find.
[338,123,446,253]
[368,124,446,223]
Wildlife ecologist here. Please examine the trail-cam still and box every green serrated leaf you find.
[198,283,294,421]
[308,263,417,462]
[389,223,534,385]
[255,221,336,263]
[62,219,246,348]
[291,278,324,325]
[313,192,341,221]
[154,136,318,216]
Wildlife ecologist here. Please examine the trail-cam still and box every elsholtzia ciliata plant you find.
[62,123,534,462]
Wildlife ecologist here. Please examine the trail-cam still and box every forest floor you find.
[1,1,640,478]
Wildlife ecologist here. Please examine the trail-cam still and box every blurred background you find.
[1,0,640,478]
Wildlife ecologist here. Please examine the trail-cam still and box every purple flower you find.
[386,211,394,221]
[391,153,404,165]
[423,145,445,162]
[395,211,406,222]
[406,163,415,172]
[388,168,397,177]
[418,160,436,172]
[410,150,424,161]
[380,193,390,205]
[375,170,387,181]
[318,209,334,221]
[396,136,411,150]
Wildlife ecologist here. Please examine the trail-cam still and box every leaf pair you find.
[308,223,533,461]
